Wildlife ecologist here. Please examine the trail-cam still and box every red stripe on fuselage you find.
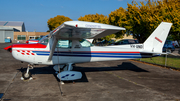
[12,43,47,48]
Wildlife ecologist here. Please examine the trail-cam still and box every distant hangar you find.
[0,21,25,43]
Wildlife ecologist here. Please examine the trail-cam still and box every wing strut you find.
[48,37,58,61]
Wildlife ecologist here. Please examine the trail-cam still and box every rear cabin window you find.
[79,39,94,48]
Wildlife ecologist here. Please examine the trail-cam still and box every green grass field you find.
[136,56,180,68]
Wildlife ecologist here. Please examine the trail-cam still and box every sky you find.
[0,0,146,32]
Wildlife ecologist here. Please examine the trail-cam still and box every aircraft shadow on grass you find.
[17,62,149,83]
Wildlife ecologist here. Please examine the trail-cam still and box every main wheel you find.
[22,71,32,80]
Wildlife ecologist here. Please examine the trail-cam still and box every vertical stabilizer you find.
[143,22,172,53]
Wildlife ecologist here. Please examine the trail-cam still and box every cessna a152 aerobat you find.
[4,21,172,81]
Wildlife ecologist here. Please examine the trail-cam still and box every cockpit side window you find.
[39,35,49,45]
[56,40,72,48]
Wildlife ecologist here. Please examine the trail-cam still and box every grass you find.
[136,56,180,68]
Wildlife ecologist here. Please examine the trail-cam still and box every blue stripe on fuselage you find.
[36,53,142,58]
[33,51,145,58]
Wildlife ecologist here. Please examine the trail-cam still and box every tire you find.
[22,71,32,80]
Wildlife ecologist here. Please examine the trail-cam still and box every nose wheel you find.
[22,64,33,80]
[22,71,32,80]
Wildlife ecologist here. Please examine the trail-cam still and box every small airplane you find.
[4,21,172,81]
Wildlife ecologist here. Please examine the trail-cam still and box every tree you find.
[47,15,72,31]
[109,1,155,42]
[109,7,128,39]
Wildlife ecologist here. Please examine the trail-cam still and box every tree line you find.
[47,0,180,43]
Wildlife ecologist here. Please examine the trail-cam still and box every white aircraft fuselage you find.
[10,42,154,65]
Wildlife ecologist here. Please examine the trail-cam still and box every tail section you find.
[143,22,172,53]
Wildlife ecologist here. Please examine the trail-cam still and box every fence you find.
[136,53,180,70]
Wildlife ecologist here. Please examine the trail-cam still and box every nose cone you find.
[4,45,12,52]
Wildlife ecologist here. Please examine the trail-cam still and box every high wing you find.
[47,21,125,61]
[49,21,125,40]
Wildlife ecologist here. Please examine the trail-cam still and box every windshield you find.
[39,35,49,45]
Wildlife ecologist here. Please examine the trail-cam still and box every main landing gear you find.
[53,63,82,81]
[22,64,33,80]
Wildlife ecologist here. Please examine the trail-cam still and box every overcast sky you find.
[0,0,147,32]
